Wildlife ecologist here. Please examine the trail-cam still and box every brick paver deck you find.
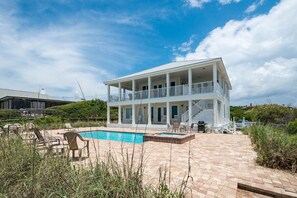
[50,127,297,197]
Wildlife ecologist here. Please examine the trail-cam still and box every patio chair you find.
[25,122,35,132]
[166,123,172,131]
[65,123,76,131]
[179,122,187,132]
[172,122,180,132]
[33,128,61,146]
[190,123,195,132]
[63,132,89,160]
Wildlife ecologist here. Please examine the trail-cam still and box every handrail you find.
[150,87,167,98]
[181,100,205,123]
[134,90,148,100]
[169,84,189,96]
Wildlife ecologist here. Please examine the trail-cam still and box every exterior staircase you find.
[181,100,205,123]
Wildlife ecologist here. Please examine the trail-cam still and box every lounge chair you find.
[64,132,89,160]
[65,123,76,131]
[25,122,35,132]
[33,128,61,146]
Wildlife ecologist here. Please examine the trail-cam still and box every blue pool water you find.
[155,133,185,137]
[80,131,144,144]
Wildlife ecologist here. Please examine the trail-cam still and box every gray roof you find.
[104,58,221,84]
[0,88,64,101]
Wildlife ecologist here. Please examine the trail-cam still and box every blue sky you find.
[1,0,297,106]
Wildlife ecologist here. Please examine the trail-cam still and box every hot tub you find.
[143,132,195,144]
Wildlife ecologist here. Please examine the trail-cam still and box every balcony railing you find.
[151,87,167,98]
[192,81,213,94]
[170,85,189,96]
[109,95,119,102]
[134,90,148,100]
[120,93,133,101]
[108,81,217,103]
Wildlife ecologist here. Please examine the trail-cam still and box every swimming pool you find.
[80,131,144,144]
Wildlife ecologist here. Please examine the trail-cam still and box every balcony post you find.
[107,84,110,102]
[188,69,192,95]
[213,63,217,93]
[166,102,170,125]
[132,80,135,100]
[132,104,135,125]
[118,82,122,101]
[148,103,152,125]
[213,99,218,127]
[107,105,110,124]
[118,105,122,124]
[148,76,151,98]
[188,100,192,125]
[166,73,170,97]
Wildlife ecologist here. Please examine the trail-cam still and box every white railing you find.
[134,90,148,100]
[150,87,167,98]
[192,81,213,94]
[181,100,205,123]
[170,85,189,96]
[120,93,133,101]
[109,95,119,102]
[216,83,224,96]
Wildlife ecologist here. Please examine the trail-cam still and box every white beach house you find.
[104,58,232,130]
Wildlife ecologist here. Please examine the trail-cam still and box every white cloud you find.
[0,2,147,101]
[176,0,297,106]
[185,0,240,8]
[245,0,265,14]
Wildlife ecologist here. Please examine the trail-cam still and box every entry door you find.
[158,107,162,122]
[151,107,154,122]
[170,81,175,96]
[172,106,178,119]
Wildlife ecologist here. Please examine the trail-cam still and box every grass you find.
[0,135,187,197]
[245,124,297,172]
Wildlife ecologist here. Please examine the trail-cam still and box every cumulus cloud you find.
[185,0,240,8]
[176,0,297,105]
[245,0,265,14]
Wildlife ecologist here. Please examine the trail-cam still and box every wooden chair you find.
[63,132,89,160]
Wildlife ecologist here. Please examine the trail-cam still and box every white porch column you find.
[148,76,151,98]
[107,105,110,124]
[188,69,192,95]
[188,100,192,125]
[166,102,170,124]
[118,82,122,101]
[213,99,218,127]
[132,80,135,100]
[148,103,152,125]
[107,84,110,102]
[213,64,217,93]
[166,73,170,97]
[132,104,135,125]
[118,105,122,124]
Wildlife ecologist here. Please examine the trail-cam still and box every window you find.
[164,107,166,115]
[126,108,132,119]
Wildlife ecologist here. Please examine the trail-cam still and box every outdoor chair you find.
[63,132,89,160]
[33,128,61,147]
[25,122,35,132]
[179,122,187,132]
[190,123,195,132]
[166,123,172,131]
[172,122,180,132]
[65,123,76,131]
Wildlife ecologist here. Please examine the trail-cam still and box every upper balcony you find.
[107,64,230,103]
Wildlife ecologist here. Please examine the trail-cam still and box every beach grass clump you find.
[0,136,185,197]
[246,124,297,172]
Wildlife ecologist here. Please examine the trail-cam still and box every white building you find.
[104,58,232,130]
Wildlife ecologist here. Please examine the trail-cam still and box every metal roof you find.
[0,88,69,102]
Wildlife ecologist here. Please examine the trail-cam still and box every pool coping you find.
[143,132,195,144]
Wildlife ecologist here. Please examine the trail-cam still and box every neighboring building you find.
[0,88,72,109]
[104,58,232,129]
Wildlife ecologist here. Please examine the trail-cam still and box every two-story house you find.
[104,58,231,130]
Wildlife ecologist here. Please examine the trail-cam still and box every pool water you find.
[155,133,185,137]
[80,131,144,144]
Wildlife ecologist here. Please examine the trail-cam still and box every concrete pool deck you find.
[49,127,297,197]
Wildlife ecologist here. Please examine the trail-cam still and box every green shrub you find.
[247,124,297,172]
[287,119,297,135]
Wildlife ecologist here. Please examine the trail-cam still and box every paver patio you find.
[50,127,297,197]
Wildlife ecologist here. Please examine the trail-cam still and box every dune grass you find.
[245,124,297,172]
[0,136,187,197]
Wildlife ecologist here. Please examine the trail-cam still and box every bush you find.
[287,119,297,135]
[246,124,297,172]
[0,137,185,197]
